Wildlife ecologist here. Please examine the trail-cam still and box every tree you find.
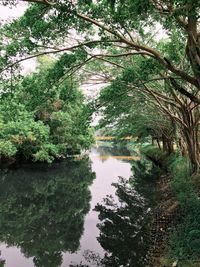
[0,0,199,169]
[0,56,93,163]
[97,71,176,155]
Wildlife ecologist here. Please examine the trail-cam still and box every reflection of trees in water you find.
[69,160,158,267]
[94,173,156,267]
[0,158,95,267]
[0,257,5,267]
[95,145,132,162]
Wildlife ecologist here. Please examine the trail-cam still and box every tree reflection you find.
[95,174,156,267]
[0,158,95,267]
[95,144,134,163]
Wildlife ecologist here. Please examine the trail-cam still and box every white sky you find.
[0,2,27,21]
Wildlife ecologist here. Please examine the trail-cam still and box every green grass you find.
[167,156,200,263]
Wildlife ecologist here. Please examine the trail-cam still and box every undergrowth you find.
[140,146,200,265]
[166,155,200,265]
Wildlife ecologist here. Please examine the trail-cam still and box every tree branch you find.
[76,12,199,88]
[170,78,200,104]
[20,0,54,5]
[90,51,155,59]
[93,56,124,69]
[142,83,188,128]
[4,0,200,89]
[0,39,120,74]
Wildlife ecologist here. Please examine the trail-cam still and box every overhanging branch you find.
[20,0,54,5]
[170,78,200,104]
[0,39,120,74]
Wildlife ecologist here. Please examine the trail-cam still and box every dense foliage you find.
[0,0,199,169]
[0,57,93,163]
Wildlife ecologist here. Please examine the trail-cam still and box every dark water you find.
[0,144,155,267]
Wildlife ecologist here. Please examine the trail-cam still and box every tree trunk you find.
[180,105,200,172]
[156,138,161,150]
[162,134,174,155]
[178,136,187,157]
[183,126,200,172]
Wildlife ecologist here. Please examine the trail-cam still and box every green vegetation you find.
[0,57,93,163]
[139,148,200,264]
[166,156,200,265]
[0,0,199,265]
[0,0,199,169]
[141,145,169,169]
[134,150,200,265]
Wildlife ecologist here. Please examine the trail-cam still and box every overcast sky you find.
[0,2,27,21]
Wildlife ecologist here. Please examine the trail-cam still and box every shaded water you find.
[0,144,156,267]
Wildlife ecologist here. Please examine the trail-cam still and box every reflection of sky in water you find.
[0,145,133,267]
[63,146,133,266]
[0,244,33,267]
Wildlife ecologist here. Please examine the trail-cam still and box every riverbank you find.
[143,151,200,267]
[146,175,181,267]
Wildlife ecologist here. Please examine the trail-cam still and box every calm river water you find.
[0,143,155,267]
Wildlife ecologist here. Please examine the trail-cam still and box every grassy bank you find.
[164,156,200,267]
[141,145,200,267]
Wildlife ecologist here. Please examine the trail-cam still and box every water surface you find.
[0,144,154,267]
